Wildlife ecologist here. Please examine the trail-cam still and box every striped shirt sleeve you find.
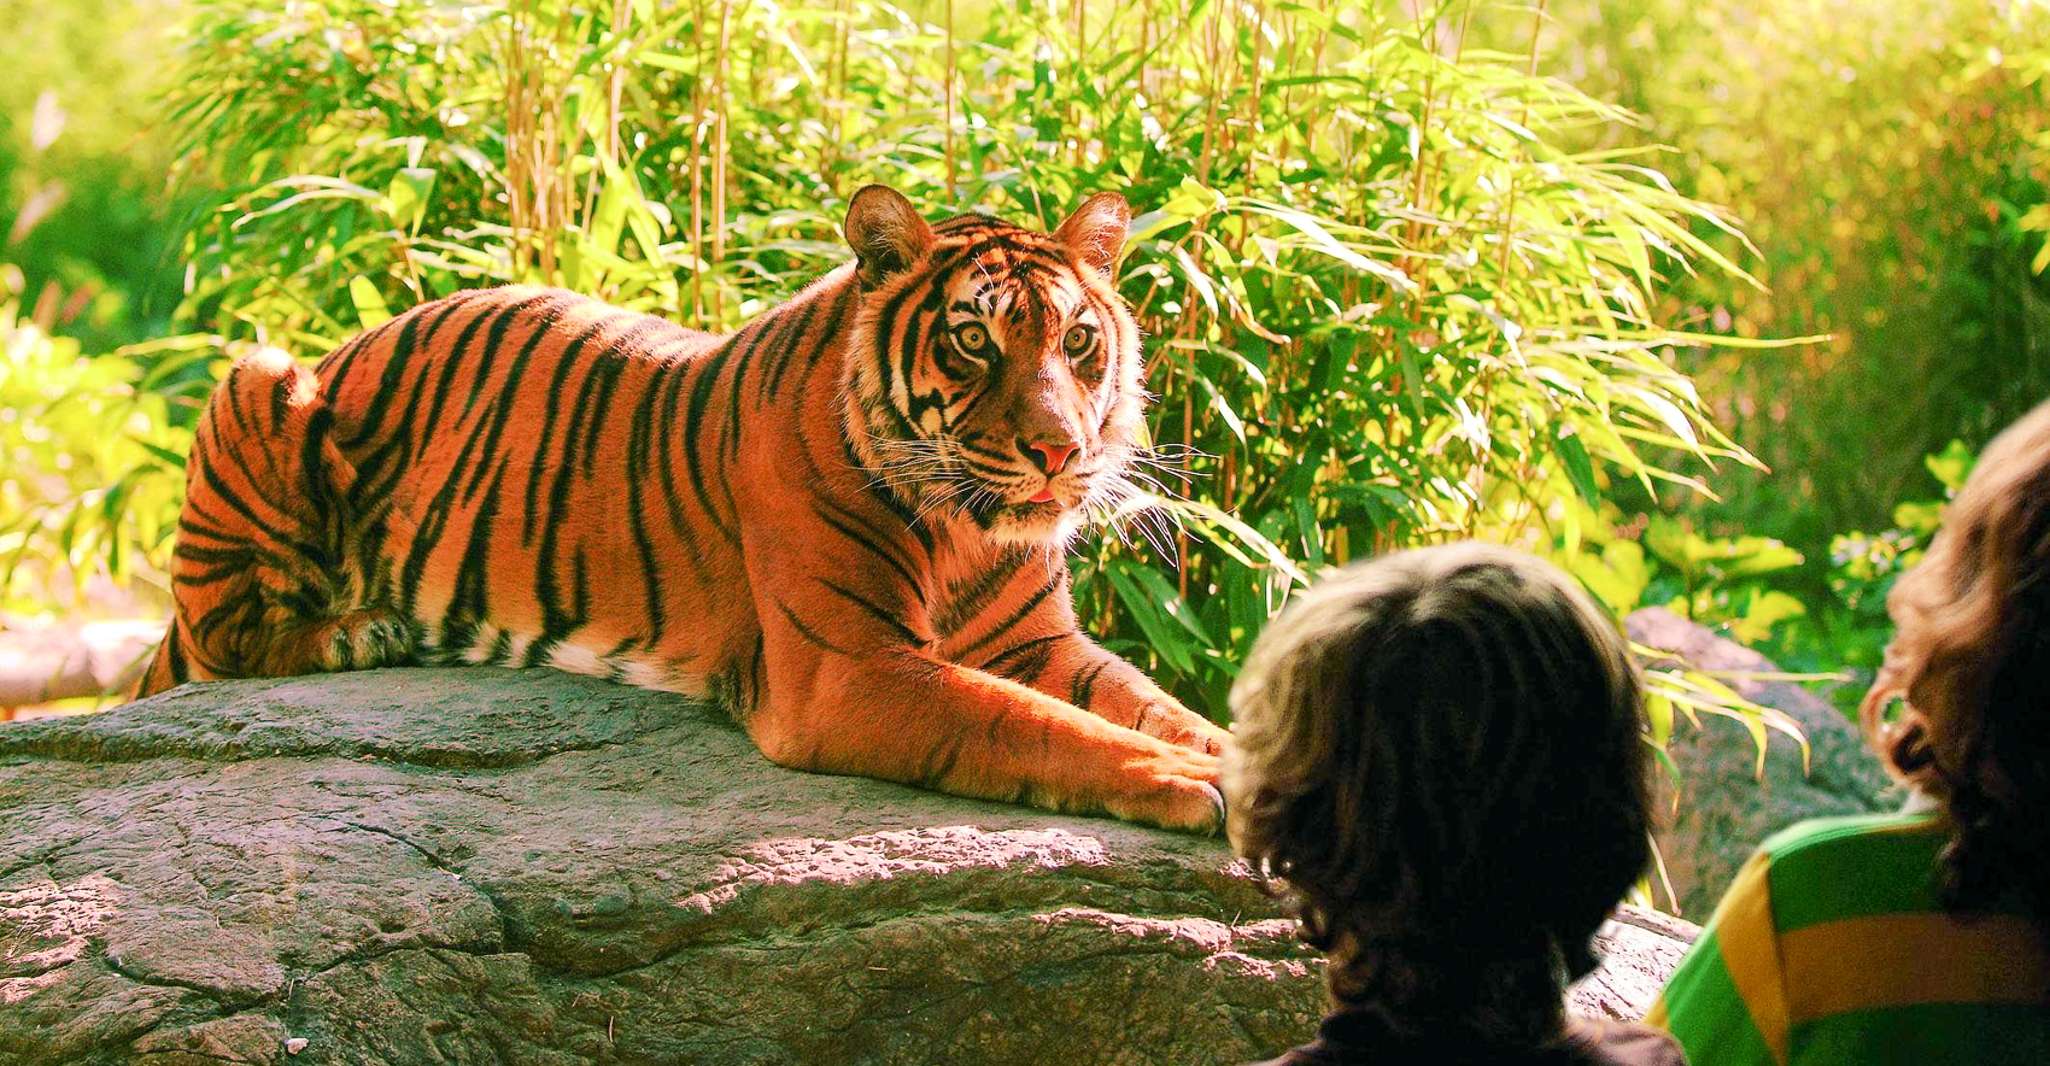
[1645,850,1791,1065]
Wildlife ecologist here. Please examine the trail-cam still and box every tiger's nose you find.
[1022,439,1080,475]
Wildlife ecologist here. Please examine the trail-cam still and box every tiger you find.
[135,185,1232,832]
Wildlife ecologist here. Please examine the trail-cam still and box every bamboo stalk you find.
[1402,1,1476,323]
[1076,0,1089,165]
[689,0,708,320]
[593,0,630,227]
[1139,0,1152,105]
[1195,1,1224,183]
[710,0,733,322]
[821,0,850,193]
[945,0,957,199]
[505,3,530,279]
[1464,0,1549,538]
[1180,340,1194,598]
[1494,0,1548,281]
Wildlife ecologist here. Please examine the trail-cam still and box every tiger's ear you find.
[844,185,935,290]
[1055,192,1131,278]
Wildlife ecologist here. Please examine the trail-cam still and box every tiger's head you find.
[841,184,1151,549]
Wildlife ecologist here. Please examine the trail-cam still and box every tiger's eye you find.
[1063,324,1094,356]
[952,323,991,356]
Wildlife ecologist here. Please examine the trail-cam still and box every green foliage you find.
[0,268,194,620]
[0,0,188,348]
[1547,498,1814,793]
[1551,0,2050,569]
[1639,519,1805,645]
[1567,511,1809,652]
[1771,441,1979,717]
[169,0,700,345]
[162,0,1783,733]
[1557,437,1982,725]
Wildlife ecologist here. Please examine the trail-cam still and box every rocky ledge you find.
[3,668,1695,1065]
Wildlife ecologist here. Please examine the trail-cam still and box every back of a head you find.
[1224,543,1651,1025]
[1865,398,2050,925]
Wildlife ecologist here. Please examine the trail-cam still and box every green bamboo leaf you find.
[384,167,437,234]
[1554,428,1600,507]
[1107,563,1197,675]
[1645,692,1674,749]
[1192,371,1246,443]
[349,277,392,329]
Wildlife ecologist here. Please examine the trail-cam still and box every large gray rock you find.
[1629,608,1896,918]
[1,669,1695,1065]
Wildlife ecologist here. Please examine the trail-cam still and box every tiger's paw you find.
[1132,701,1232,757]
[1104,747,1226,835]
[320,609,417,672]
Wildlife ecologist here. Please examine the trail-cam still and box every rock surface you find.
[0,619,163,715]
[1,669,1696,1066]
[1629,608,1896,917]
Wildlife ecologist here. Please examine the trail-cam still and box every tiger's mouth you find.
[966,491,1063,520]
[997,476,1085,513]
[981,494,1086,547]
[957,481,1077,532]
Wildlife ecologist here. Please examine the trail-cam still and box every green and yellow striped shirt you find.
[1646,811,2050,1065]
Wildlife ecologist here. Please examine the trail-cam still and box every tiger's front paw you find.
[1132,701,1231,757]
[1104,747,1225,835]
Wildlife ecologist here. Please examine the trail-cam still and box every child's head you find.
[1863,399,2050,921]
[1223,543,1650,1025]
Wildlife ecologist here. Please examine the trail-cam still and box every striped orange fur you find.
[136,186,1229,831]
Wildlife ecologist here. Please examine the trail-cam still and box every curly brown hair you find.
[1861,399,2050,927]
[1223,543,1651,1044]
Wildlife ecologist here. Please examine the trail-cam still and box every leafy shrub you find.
[0,267,194,620]
[1772,441,1978,718]
[161,0,1787,737]
[0,0,188,349]
[1551,0,2050,562]
[1569,505,1807,647]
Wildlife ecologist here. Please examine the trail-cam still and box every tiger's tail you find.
[131,619,194,701]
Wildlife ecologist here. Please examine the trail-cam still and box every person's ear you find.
[1054,192,1131,278]
[844,185,935,290]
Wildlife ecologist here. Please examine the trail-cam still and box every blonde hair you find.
[1224,543,1650,1040]
[1862,399,2050,922]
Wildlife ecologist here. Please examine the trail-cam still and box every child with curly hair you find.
[1225,543,1682,1065]
[1650,401,2050,1064]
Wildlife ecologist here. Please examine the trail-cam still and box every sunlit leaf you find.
[349,277,392,329]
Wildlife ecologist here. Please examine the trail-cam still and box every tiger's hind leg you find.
[259,608,416,675]
[137,349,414,698]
